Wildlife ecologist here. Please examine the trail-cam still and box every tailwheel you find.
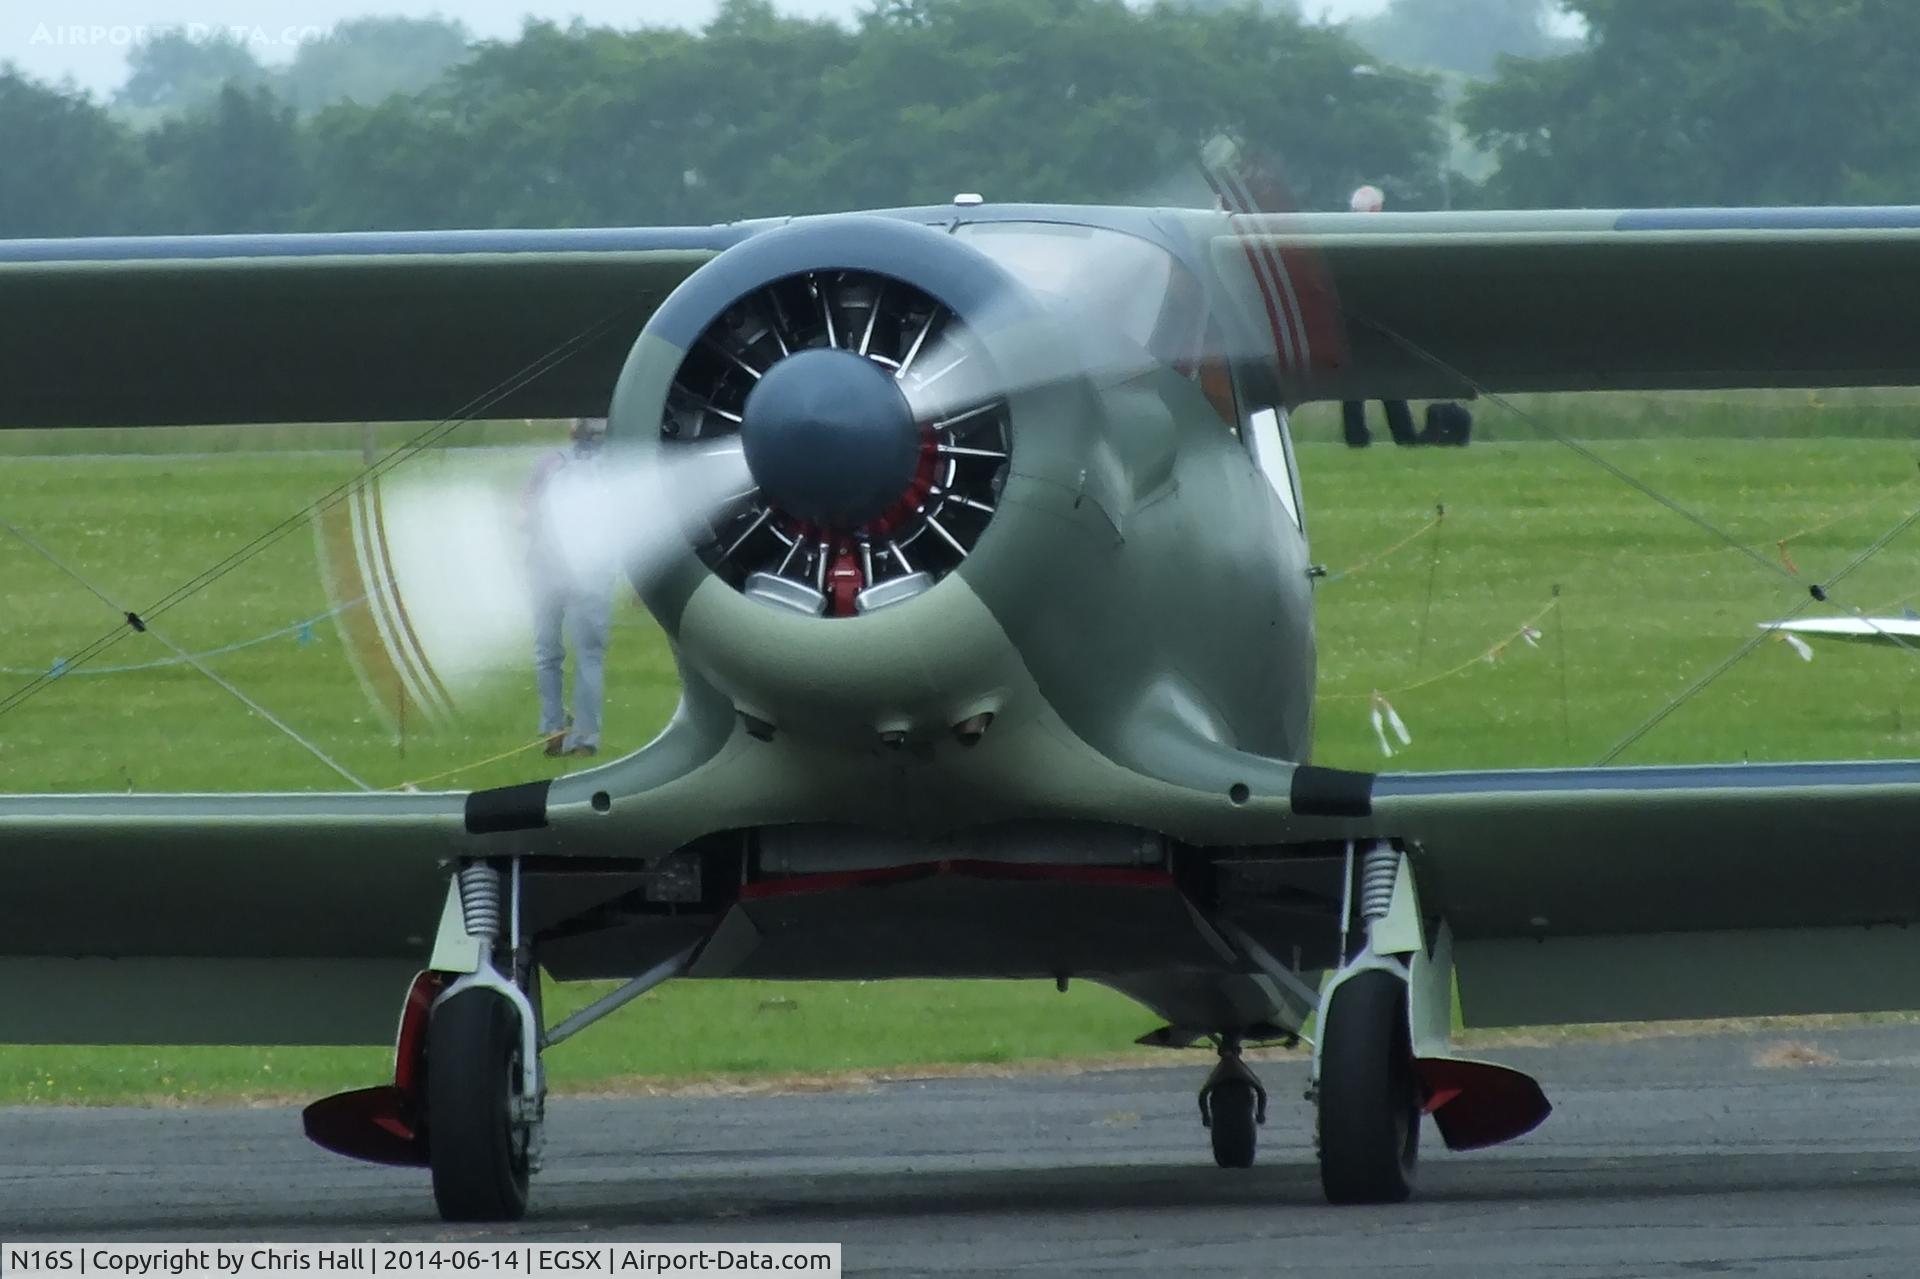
[1317,968,1420,1204]
[1207,1079,1260,1169]
[427,988,532,1222]
[1198,1037,1266,1169]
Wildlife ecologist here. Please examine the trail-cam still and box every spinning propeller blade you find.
[315,438,750,728]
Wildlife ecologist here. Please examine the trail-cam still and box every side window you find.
[1245,407,1304,531]
[1198,356,1239,430]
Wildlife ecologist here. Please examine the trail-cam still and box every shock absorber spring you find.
[458,861,503,941]
[1358,845,1401,924]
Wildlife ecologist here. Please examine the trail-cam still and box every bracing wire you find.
[1357,314,1920,664]
[0,600,361,678]
[1597,502,1920,763]
[0,516,371,788]
[0,304,642,724]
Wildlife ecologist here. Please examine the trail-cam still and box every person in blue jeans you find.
[524,417,613,757]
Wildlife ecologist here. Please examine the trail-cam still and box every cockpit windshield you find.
[954,221,1204,364]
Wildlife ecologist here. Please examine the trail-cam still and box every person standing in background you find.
[525,417,614,757]
[1341,185,1420,448]
[1348,183,1386,215]
[1340,186,1472,449]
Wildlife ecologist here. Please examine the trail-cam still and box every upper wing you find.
[1221,206,1920,402]
[15,205,1920,426]
[1361,760,1920,1028]
[0,225,752,427]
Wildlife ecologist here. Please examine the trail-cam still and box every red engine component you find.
[670,268,1008,607]
[826,543,864,616]
[866,433,941,538]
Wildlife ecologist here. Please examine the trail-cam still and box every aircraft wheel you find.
[1208,1079,1259,1169]
[1317,968,1419,1204]
[427,988,531,1222]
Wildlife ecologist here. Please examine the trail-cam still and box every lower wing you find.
[1360,760,1920,1027]
[0,791,467,1044]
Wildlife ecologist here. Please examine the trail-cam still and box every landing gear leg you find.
[426,860,544,1223]
[1198,1034,1267,1169]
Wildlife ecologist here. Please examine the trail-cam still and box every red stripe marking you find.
[741,860,1175,900]
[367,478,455,712]
[1203,166,1299,372]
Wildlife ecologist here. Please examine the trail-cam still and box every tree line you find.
[3,0,1916,239]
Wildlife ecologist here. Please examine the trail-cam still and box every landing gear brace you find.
[1196,841,1552,1201]
[306,842,1547,1220]
[302,857,698,1222]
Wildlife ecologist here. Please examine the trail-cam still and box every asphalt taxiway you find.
[7,1025,1920,1276]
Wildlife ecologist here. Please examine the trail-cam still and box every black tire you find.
[427,989,531,1222]
[1209,1078,1260,1168]
[1318,969,1420,1204]
[1421,402,1474,447]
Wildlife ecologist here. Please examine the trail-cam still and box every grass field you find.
[6,394,1920,1102]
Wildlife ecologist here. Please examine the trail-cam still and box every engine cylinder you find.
[610,216,1038,619]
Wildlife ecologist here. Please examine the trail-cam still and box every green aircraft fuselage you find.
[537,212,1324,866]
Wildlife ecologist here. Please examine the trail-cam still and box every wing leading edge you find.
[13,205,1920,427]
[1216,205,1920,402]
[0,225,753,428]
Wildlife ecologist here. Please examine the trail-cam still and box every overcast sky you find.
[5,0,1393,95]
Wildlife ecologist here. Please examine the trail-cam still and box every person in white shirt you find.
[1341,186,1420,448]
[1340,186,1471,448]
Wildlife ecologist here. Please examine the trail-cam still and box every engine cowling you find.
[612,217,1033,618]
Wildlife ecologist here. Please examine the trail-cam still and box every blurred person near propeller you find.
[523,416,615,757]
